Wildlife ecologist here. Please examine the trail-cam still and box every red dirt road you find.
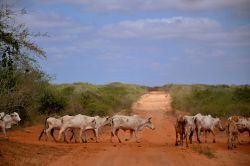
[1,91,250,166]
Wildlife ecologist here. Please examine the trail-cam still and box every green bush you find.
[165,84,250,117]
[38,89,68,115]
[54,82,148,116]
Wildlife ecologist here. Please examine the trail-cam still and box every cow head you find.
[236,118,249,133]
[101,116,112,127]
[144,117,155,130]
[215,118,225,131]
[10,112,21,125]
[90,119,96,128]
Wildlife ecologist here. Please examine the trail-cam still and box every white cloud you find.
[98,17,250,47]
[18,11,92,36]
[40,0,250,14]
[99,17,221,39]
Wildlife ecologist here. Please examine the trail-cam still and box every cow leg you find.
[180,132,184,146]
[205,131,207,143]
[211,130,216,143]
[94,129,99,143]
[189,131,193,144]
[134,130,140,143]
[175,131,179,146]
[69,129,74,142]
[63,129,69,143]
[196,128,201,143]
[1,126,7,138]
[233,135,237,148]
[115,129,122,143]
[79,129,84,143]
[73,129,78,143]
[51,128,58,142]
[110,127,116,143]
[81,130,87,143]
[38,130,45,140]
[58,127,66,143]
[228,132,233,149]
[186,133,189,147]
[45,126,54,141]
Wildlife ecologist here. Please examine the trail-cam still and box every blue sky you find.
[10,0,250,86]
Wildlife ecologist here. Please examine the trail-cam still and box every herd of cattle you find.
[0,111,249,150]
[0,112,154,143]
[175,114,250,149]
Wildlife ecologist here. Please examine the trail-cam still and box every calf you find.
[58,114,96,143]
[0,112,21,137]
[195,114,224,143]
[110,115,155,143]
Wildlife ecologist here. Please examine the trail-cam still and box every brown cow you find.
[227,119,240,149]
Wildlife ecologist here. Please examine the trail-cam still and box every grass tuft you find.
[192,145,215,159]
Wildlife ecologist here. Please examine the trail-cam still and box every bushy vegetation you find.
[0,4,49,125]
[53,82,148,116]
[164,84,250,117]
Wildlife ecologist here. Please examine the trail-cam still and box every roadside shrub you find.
[38,89,68,115]
[165,84,250,117]
[55,82,148,116]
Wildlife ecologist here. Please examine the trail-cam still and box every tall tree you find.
[0,3,49,122]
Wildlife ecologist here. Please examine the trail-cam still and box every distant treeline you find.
[163,84,250,117]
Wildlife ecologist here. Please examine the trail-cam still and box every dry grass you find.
[192,145,216,159]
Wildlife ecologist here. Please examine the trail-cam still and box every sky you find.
[6,0,250,86]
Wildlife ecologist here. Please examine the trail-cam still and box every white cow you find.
[79,116,111,143]
[183,115,197,147]
[195,114,224,143]
[110,115,155,143]
[38,115,76,142]
[57,114,96,143]
[0,112,21,137]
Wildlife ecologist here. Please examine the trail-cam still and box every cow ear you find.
[148,117,152,121]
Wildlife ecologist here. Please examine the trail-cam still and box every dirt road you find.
[1,91,250,166]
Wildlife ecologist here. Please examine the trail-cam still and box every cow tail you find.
[45,117,49,130]
[194,117,197,125]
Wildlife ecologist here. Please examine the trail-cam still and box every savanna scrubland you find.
[1,5,250,166]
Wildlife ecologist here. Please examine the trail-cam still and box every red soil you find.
[1,91,250,166]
